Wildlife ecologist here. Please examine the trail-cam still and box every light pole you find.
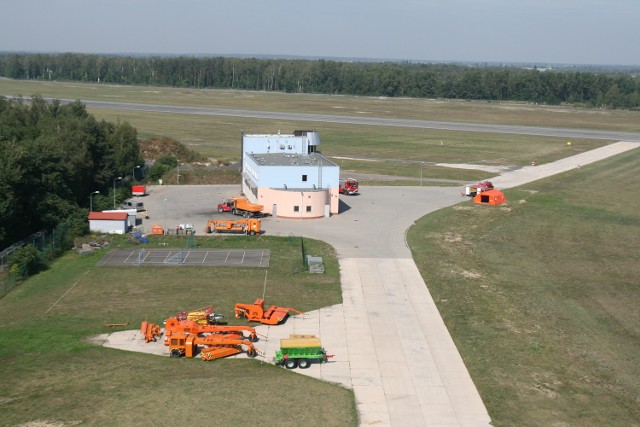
[133,165,140,181]
[113,176,122,209]
[164,198,168,235]
[420,162,424,186]
[89,191,99,212]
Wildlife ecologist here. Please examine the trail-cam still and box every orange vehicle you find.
[217,197,265,218]
[163,317,258,343]
[168,332,258,360]
[234,299,303,325]
[204,218,261,235]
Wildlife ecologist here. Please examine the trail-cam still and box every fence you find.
[0,221,73,298]
[290,235,309,274]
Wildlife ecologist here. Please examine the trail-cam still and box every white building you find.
[241,131,340,218]
[102,209,137,229]
[88,212,129,234]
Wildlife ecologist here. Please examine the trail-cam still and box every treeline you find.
[0,96,143,248]
[2,53,640,109]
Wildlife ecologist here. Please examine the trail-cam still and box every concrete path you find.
[489,141,639,189]
[97,141,638,426]
[256,140,639,426]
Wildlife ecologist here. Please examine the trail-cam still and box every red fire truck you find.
[339,178,359,195]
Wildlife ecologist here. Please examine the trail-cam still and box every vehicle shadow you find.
[339,199,352,213]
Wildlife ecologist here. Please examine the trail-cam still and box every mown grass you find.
[0,79,617,183]
[2,79,640,132]
[407,149,640,426]
[87,106,607,183]
[0,236,357,426]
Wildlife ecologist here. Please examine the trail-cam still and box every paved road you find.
[42,98,640,142]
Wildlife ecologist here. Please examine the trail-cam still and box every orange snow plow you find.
[234,299,303,325]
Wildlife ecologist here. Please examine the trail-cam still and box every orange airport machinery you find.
[204,218,261,235]
[234,299,303,325]
[139,304,261,361]
[167,332,258,360]
[163,316,258,344]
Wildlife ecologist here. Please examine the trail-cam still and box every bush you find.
[8,244,48,278]
[147,156,179,182]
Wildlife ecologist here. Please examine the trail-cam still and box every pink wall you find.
[257,188,339,218]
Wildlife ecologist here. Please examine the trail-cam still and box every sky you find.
[1,0,638,66]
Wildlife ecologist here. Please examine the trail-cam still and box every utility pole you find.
[113,176,122,209]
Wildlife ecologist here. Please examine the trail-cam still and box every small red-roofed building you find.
[88,212,129,234]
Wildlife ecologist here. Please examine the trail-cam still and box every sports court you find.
[97,248,270,267]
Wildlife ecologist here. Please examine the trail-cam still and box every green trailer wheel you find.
[284,358,298,369]
[297,358,311,369]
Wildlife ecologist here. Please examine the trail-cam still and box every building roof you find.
[88,212,129,221]
[247,153,338,167]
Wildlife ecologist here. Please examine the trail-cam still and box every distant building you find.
[241,130,340,218]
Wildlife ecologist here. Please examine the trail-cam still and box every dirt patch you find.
[139,137,206,163]
[17,421,82,427]
[460,269,481,279]
[447,267,481,279]
[443,232,463,243]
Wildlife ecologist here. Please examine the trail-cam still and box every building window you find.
[293,206,300,212]
[302,174,308,182]
[306,206,311,213]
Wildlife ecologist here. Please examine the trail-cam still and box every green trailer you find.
[274,334,332,369]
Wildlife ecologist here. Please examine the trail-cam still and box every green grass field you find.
[408,149,640,426]
[1,79,639,425]
[2,79,640,132]
[0,79,625,181]
[0,236,357,426]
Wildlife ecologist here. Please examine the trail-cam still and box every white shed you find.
[88,212,129,234]
[102,209,137,229]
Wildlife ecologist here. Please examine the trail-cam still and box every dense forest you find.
[0,96,143,248]
[1,53,639,109]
